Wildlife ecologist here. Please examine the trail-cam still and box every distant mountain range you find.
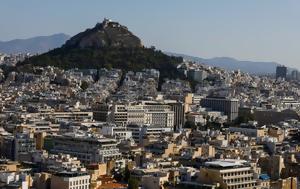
[166,52,293,75]
[0,33,70,54]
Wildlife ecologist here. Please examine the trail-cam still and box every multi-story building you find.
[19,120,59,133]
[92,103,111,122]
[164,101,185,132]
[198,159,260,189]
[143,101,175,127]
[111,101,175,128]
[48,133,121,164]
[0,171,31,189]
[0,135,14,160]
[111,104,128,126]
[51,172,90,189]
[127,124,172,144]
[101,124,132,141]
[229,122,266,138]
[13,133,36,161]
[276,66,287,80]
[127,104,145,126]
[27,111,93,122]
[0,132,36,161]
[200,97,239,121]
[188,69,208,82]
[291,70,298,80]
[44,154,82,172]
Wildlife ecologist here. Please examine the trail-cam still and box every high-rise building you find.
[200,97,239,121]
[0,135,15,160]
[92,103,111,122]
[13,132,36,161]
[164,101,185,131]
[276,66,287,79]
[291,70,298,81]
[111,104,128,126]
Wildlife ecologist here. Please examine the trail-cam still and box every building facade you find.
[276,66,287,80]
[49,134,121,164]
[198,159,260,189]
[51,172,90,189]
[200,97,239,121]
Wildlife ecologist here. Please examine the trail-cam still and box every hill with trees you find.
[18,19,184,83]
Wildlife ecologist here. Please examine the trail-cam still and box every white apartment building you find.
[51,172,90,189]
[0,172,30,189]
[50,133,121,164]
[198,159,260,189]
[101,124,132,141]
[26,111,93,122]
[20,120,59,132]
[111,104,128,126]
[127,124,172,144]
[111,101,174,128]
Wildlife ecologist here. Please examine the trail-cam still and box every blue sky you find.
[1,0,300,68]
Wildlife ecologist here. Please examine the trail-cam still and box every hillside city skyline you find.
[0,2,300,189]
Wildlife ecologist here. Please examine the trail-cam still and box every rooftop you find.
[204,159,248,168]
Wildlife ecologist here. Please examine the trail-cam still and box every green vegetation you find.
[19,46,184,84]
[128,177,140,189]
[17,20,187,85]
[235,111,254,124]
[123,165,130,182]
[184,120,197,130]
[80,81,89,91]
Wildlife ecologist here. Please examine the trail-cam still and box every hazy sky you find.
[1,0,300,69]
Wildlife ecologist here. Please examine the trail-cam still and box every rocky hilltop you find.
[64,18,142,49]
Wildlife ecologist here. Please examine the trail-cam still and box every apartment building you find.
[101,124,132,141]
[13,133,36,161]
[127,124,172,144]
[27,111,93,122]
[111,101,174,128]
[49,133,121,164]
[198,159,260,189]
[51,172,90,189]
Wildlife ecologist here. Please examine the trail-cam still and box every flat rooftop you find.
[205,159,248,168]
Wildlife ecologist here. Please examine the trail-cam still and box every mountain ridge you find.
[166,52,294,75]
[0,33,70,54]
